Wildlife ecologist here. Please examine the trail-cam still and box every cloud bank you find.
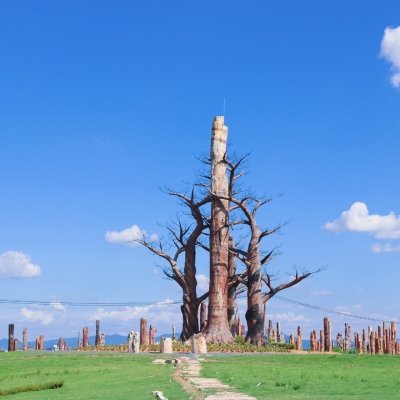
[323,202,400,239]
[370,243,400,253]
[380,26,400,87]
[105,224,158,247]
[20,302,66,325]
[0,251,41,278]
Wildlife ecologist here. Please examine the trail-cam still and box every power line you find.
[0,299,181,307]
[274,295,399,325]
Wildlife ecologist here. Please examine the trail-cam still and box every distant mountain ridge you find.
[0,333,178,350]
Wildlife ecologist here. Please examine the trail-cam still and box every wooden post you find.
[295,326,302,350]
[320,330,324,352]
[96,320,100,346]
[370,330,375,354]
[203,116,232,343]
[8,324,15,352]
[344,323,351,351]
[140,318,149,345]
[200,302,207,332]
[22,328,28,351]
[83,327,89,347]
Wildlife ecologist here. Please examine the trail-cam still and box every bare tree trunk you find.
[200,302,207,331]
[8,324,14,352]
[96,320,100,346]
[227,234,238,337]
[202,116,233,343]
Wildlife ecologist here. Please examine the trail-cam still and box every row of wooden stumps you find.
[139,318,159,345]
[275,316,400,354]
[77,320,105,348]
[7,324,49,351]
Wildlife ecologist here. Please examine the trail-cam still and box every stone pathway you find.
[180,359,256,400]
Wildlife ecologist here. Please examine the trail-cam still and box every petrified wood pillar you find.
[391,322,396,355]
[83,327,89,347]
[8,324,15,352]
[385,329,390,354]
[160,337,172,353]
[268,320,273,339]
[149,325,156,345]
[22,328,28,350]
[58,337,63,351]
[370,330,375,354]
[344,323,351,351]
[38,334,44,350]
[200,302,207,332]
[277,322,281,342]
[383,322,387,353]
[320,330,324,352]
[295,326,302,350]
[356,333,362,354]
[377,326,383,354]
[96,320,100,346]
[35,338,39,350]
[203,116,232,343]
[78,339,82,348]
[14,338,18,351]
[236,316,241,336]
[99,334,105,346]
[172,325,176,340]
[336,333,343,350]
[310,331,317,351]
[140,318,149,345]
[354,332,358,352]
[64,341,68,350]
[289,333,294,345]
[362,329,367,354]
[240,325,245,336]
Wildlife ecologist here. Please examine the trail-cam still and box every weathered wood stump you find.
[22,328,27,351]
[14,338,18,351]
[149,325,156,345]
[320,330,324,352]
[344,323,351,351]
[160,337,173,353]
[295,326,302,350]
[191,335,207,354]
[58,337,63,351]
[336,333,343,350]
[96,320,100,346]
[64,341,68,350]
[140,318,149,345]
[127,331,140,353]
[370,330,375,354]
[83,327,89,347]
[99,333,105,346]
[78,339,82,348]
[8,324,14,352]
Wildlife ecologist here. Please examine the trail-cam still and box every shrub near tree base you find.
[77,337,294,353]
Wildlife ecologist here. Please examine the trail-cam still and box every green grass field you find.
[201,353,400,399]
[0,352,187,399]
[2,352,400,399]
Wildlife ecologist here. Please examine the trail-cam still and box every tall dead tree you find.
[212,155,323,343]
[136,192,210,341]
[201,116,233,343]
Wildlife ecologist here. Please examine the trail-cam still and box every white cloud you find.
[20,308,54,325]
[267,312,311,323]
[323,202,400,239]
[196,274,209,291]
[370,243,400,253]
[380,26,400,87]
[0,251,41,278]
[105,224,158,247]
[90,299,180,325]
[310,290,332,296]
[150,269,159,275]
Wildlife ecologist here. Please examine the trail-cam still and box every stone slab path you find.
[180,359,256,400]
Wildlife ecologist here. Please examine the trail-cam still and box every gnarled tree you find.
[136,189,210,341]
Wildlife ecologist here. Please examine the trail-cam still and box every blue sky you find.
[1,1,399,342]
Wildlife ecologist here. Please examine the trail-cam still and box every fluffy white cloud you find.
[267,312,311,323]
[380,26,400,87]
[20,308,54,325]
[370,243,400,253]
[0,251,41,278]
[323,202,400,239]
[310,290,332,296]
[196,274,209,291]
[91,299,180,325]
[105,224,159,247]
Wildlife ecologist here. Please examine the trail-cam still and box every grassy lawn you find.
[0,352,187,399]
[201,353,400,399]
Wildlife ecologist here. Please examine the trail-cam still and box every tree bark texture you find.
[8,324,14,352]
[140,318,149,345]
[83,327,89,347]
[200,302,207,332]
[203,116,233,343]
[22,328,27,351]
[96,320,100,346]
[227,235,238,337]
